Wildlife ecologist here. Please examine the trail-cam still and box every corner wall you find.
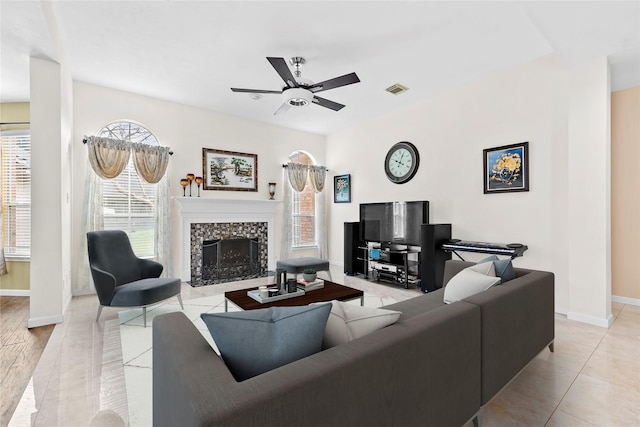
[567,57,612,327]
[611,86,640,302]
[29,57,73,327]
[326,54,610,324]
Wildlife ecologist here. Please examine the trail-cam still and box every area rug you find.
[118,281,407,427]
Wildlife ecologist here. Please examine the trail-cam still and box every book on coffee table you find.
[297,278,324,291]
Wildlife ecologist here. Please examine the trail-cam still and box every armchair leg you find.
[143,306,147,328]
[96,305,104,322]
[549,341,554,352]
[177,294,184,310]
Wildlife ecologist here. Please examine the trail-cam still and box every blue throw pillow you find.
[493,258,515,283]
[478,255,499,264]
[201,304,331,381]
[478,255,515,283]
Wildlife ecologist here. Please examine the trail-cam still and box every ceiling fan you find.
[231,57,360,115]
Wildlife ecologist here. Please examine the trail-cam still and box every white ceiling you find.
[1,1,639,135]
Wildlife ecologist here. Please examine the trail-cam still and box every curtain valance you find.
[84,135,171,183]
[86,136,130,179]
[285,162,328,193]
[309,165,326,193]
[286,162,309,192]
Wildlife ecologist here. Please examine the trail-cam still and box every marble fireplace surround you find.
[173,198,279,282]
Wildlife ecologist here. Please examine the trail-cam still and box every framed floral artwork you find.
[483,142,529,194]
[334,174,351,203]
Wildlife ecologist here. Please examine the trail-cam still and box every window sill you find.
[4,255,30,262]
[292,245,318,251]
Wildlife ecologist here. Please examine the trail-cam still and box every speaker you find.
[344,222,364,276]
[420,224,452,292]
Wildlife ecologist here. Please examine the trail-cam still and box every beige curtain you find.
[86,136,130,179]
[309,165,326,193]
[287,162,308,192]
[132,143,170,184]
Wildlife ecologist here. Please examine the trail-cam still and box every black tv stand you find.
[360,244,420,289]
[350,223,452,292]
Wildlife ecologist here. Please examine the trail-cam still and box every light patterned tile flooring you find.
[7,267,640,426]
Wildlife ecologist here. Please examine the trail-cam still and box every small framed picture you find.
[202,148,258,192]
[334,174,351,203]
[483,142,529,194]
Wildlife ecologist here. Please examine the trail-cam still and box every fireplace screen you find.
[202,238,260,283]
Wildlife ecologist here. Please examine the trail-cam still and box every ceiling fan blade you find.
[231,88,282,94]
[274,103,291,115]
[267,57,299,89]
[308,72,360,93]
[312,96,345,111]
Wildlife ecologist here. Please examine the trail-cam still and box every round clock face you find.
[384,141,420,184]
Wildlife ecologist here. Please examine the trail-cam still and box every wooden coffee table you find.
[224,280,364,312]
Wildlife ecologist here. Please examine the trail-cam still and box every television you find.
[359,201,429,246]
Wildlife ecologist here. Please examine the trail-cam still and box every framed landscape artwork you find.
[483,141,529,194]
[202,148,258,191]
[334,174,351,203]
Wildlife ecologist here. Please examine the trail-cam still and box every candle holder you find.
[268,182,276,200]
[186,173,195,197]
[195,176,203,197]
[180,179,189,197]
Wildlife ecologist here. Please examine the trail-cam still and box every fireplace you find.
[190,221,268,287]
[173,198,279,283]
[202,238,260,283]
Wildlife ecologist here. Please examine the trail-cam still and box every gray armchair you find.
[87,230,183,327]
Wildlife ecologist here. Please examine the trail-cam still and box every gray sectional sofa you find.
[153,260,554,427]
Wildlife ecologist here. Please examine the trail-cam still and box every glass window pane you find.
[98,122,158,258]
[1,130,31,257]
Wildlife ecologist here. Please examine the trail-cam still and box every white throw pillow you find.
[313,300,402,348]
[443,262,501,304]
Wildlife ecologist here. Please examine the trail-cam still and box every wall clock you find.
[384,141,420,184]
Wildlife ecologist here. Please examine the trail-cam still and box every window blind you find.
[1,130,31,257]
[98,122,158,258]
[102,158,156,258]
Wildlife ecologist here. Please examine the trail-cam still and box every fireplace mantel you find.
[173,197,280,281]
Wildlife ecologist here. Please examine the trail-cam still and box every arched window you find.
[97,121,158,257]
[289,151,316,247]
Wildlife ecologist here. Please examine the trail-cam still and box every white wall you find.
[68,55,611,326]
[29,56,73,327]
[71,82,325,289]
[326,54,605,318]
[567,58,612,326]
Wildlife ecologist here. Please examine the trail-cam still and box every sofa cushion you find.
[200,304,331,381]
[313,300,402,348]
[383,288,446,321]
[443,262,501,304]
[479,255,515,283]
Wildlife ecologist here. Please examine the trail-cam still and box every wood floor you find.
[0,296,54,427]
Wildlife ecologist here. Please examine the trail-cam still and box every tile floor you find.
[7,268,640,426]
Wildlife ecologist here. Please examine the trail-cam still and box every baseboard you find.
[0,289,30,297]
[28,314,64,328]
[555,306,569,316]
[73,289,97,296]
[567,311,613,328]
[612,295,640,306]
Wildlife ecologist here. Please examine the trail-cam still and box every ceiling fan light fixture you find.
[285,87,313,107]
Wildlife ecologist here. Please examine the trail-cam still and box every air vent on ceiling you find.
[385,83,409,95]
